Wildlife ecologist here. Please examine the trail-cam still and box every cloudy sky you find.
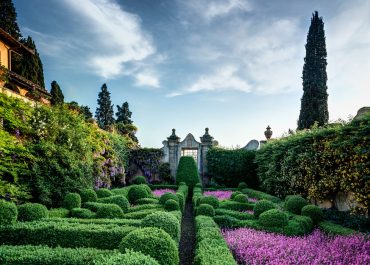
[13,0,370,147]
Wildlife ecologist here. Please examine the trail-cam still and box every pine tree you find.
[80,106,93,120]
[116,102,132,124]
[298,11,329,130]
[50,80,64,105]
[95,83,114,130]
[0,0,21,39]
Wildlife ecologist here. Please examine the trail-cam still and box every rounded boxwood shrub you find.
[132,176,147,184]
[136,198,159,205]
[230,191,243,200]
[175,156,200,189]
[259,209,288,227]
[301,204,323,224]
[70,208,95,219]
[199,196,219,209]
[100,249,160,265]
[139,184,152,195]
[17,203,48,221]
[0,200,17,225]
[253,199,275,218]
[80,189,97,203]
[238,182,248,190]
[98,195,129,213]
[159,192,179,205]
[63,193,81,210]
[128,185,149,204]
[234,194,248,203]
[164,199,180,211]
[120,227,179,265]
[95,204,123,219]
[285,195,308,214]
[96,188,113,198]
[142,211,180,242]
[196,204,215,217]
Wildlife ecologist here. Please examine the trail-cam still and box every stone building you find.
[161,128,217,179]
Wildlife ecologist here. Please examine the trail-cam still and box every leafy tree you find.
[50,81,64,105]
[116,102,132,124]
[95,83,114,130]
[0,0,21,39]
[298,11,328,130]
[80,105,93,120]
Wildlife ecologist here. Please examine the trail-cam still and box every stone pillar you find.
[200,128,214,184]
[167,129,180,178]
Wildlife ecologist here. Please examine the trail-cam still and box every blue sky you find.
[13,0,370,147]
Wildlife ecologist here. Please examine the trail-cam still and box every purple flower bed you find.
[203,190,232,200]
[152,189,176,197]
[223,228,370,265]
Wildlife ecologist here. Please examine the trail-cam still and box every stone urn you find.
[264,126,272,140]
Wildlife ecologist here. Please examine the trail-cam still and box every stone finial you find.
[264,125,272,140]
[167,128,180,141]
[200,127,213,144]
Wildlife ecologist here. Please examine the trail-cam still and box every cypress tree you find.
[95,83,114,130]
[116,102,133,124]
[0,0,21,39]
[50,80,64,105]
[298,11,329,130]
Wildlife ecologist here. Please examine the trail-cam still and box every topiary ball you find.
[230,191,243,200]
[128,185,149,204]
[259,209,288,227]
[96,204,123,219]
[132,176,147,184]
[70,208,95,219]
[17,203,48,221]
[165,199,180,211]
[142,211,180,242]
[199,196,219,209]
[196,204,215,217]
[100,249,160,265]
[234,194,248,203]
[159,192,179,205]
[98,195,129,213]
[120,227,179,265]
[238,182,248,190]
[0,200,18,225]
[301,204,323,224]
[285,195,308,214]
[139,184,152,195]
[63,193,81,210]
[253,200,275,218]
[96,188,113,198]
[80,189,97,203]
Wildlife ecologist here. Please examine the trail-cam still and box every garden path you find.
[179,199,195,265]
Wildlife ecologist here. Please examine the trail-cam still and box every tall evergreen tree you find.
[80,106,93,120]
[116,102,133,124]
[95,83,114,130]
[0,0,21,39]
[298,11,329,130]
[50,80,64,105]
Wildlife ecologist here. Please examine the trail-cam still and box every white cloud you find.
[134,72,160,88]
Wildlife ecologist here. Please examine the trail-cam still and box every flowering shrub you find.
[223,228,370,264]
[153,189,175,197]
[204,190,232,200]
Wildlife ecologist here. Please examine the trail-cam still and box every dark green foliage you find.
[17,203,48,221]
[285,195,308,214]
[128,185,149,204]
[219,200,254,211]
[230,191,242,200]
[318,221,356,235]
[291,215,313,234]
[70,208,95,219]
[195,183,203,188]
[298,11,328,130]
[207,148,258,188]
[95,83,114,130]
[116,102,133,125]
[196,204,215,217]
[136,198,159,205]
[158,162,172,183]
[44,217,142,227]
[98,195,129,213]
[238,182,248,190]
[142,211,180,242]
[159,192,179,205]
[48,208,69,218]
[0,0,21,39]
[123,208,165,220]
[95,204,123,219]
[50,81,64,105]
[175,193,185,211]
[0,221,136,249]
[215,208,255,220]
[80,105,93,120]
[82,202,106,212]
[99,249,160,265]
[234,194,248,203]
[164,199,180,211]
[63,193,82,210]
[259,209,288,228]
[253,200,275,218]
[80,189,97,203]
[132,175,147,184]
[176,156,200,188]
[128,148,164,179]
[119,227,179,265]
[301,204,323,224]
[0,200,17,225]
[323,208,369,232]
[199,196,219,209]
[96,188,113,198]
[241,188,281,203]
[127,204,162,213]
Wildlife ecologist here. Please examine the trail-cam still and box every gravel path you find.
[179,199,196,265]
